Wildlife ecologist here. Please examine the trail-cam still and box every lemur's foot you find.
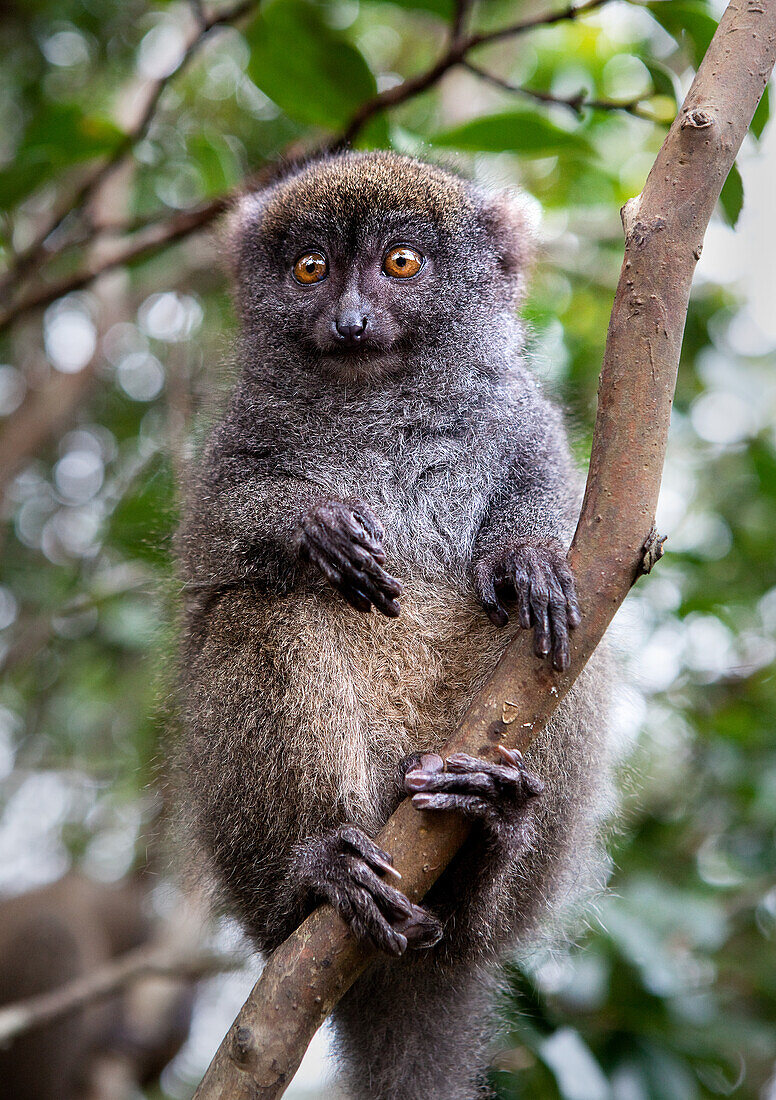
[405,747,544,838]
[473,540,581,670]
[298,499,402,618]
[300,825,441,956]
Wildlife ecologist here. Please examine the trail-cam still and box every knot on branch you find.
[230,1023,259,1070]
[681,106,715,129]
[638,525,667,577]
[626,217,667,250]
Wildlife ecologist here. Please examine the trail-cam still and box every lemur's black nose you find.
[333,312,368,345]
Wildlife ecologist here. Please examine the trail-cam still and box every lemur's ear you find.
[220,190,268,278]
[479,189,537,303]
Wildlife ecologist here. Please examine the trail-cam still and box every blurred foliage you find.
[0,0,774,1097]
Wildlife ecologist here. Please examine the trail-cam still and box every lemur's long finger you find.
[336,886,407,957]
[305,528,402,603]
[309,543,400,616]
[405,769,497,797]
[512,560,533,630]
[339,827,402,879]
[325,531,401,593]
[411,792,492,818]
[555,564,581,629]
[529,579,551,659]
[474,565,508,627]
[546,575,570,671]
[447,751,544,797]
[305,545,372,612]
[341,570,400,617]
[344,859,413,918]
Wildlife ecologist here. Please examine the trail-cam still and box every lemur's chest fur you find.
[249,573,515,831]
[276,428,499,582]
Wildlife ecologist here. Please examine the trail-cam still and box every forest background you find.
[0,0,775,1097]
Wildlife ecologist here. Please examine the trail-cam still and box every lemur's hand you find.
[473,539,580,671]
[298,499,402,617]
[295,826,442,957]
[405,747,544,846]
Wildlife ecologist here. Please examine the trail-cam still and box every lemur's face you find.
[231,152,530,380]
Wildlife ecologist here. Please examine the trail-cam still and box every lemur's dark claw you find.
[298,825,438,956]
[472,539,580,671]
[299,499,402,618]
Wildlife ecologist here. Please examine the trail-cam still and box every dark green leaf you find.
[431,110,590,156]
[751,84,770,141]
[188,131,242,196]
[244,0,383,134]
[719,161,743,228]
[647,1,718,69]
[364,0,453,14]
[0,103,124,210]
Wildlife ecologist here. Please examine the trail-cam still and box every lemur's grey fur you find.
[176,151,613,1099]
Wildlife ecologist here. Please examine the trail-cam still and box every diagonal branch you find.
[0,0,258,300]
[190,3,776,1097]
[335,0,614,146]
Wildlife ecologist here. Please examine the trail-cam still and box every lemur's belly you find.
[254,577,518,829]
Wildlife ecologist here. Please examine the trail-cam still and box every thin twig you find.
[450,0,473,44]
[0,0,257,298]
[336,0,614,146]
[462,59,654,119]
[0,199,225,331]
[0,945,241,1044]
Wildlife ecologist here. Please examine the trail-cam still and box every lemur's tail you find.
[332,953,500,1100]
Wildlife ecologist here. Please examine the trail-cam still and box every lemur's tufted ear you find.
[220,190,268,278]
[478,189,538,304]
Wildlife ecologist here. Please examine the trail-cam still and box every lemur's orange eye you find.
[383,246,423,279]
[293,251,328,285]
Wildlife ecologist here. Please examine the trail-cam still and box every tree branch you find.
[335,0,614,146]
[0,199,225,332]
[0,0,258,299]
[461,59,655,119]
[0,944,240,1045]
[190,3,776,1097]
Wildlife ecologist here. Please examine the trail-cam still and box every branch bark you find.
[0,944,239,1045]
[191,3,776,1098]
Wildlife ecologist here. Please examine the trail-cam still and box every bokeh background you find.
[1,0,775,1097]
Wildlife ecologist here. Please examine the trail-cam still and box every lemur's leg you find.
[288,825,442,957]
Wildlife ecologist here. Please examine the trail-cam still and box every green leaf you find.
[188,131,242,196]
[244,0,385,137]
[431,110,590,156]
[0,103,124,210]
[365,0,454,15]
[719,161,743,228]
[751,84,770,141]
[647,1,718,69]
[643,59,681,105]
[22,103,123,158]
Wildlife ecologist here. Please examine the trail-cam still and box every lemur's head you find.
[227,151,534,380]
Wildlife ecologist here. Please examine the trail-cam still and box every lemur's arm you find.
[177,456,402,616]
[470,406,581,671]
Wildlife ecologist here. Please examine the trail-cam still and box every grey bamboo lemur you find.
[176,151,613,1099]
